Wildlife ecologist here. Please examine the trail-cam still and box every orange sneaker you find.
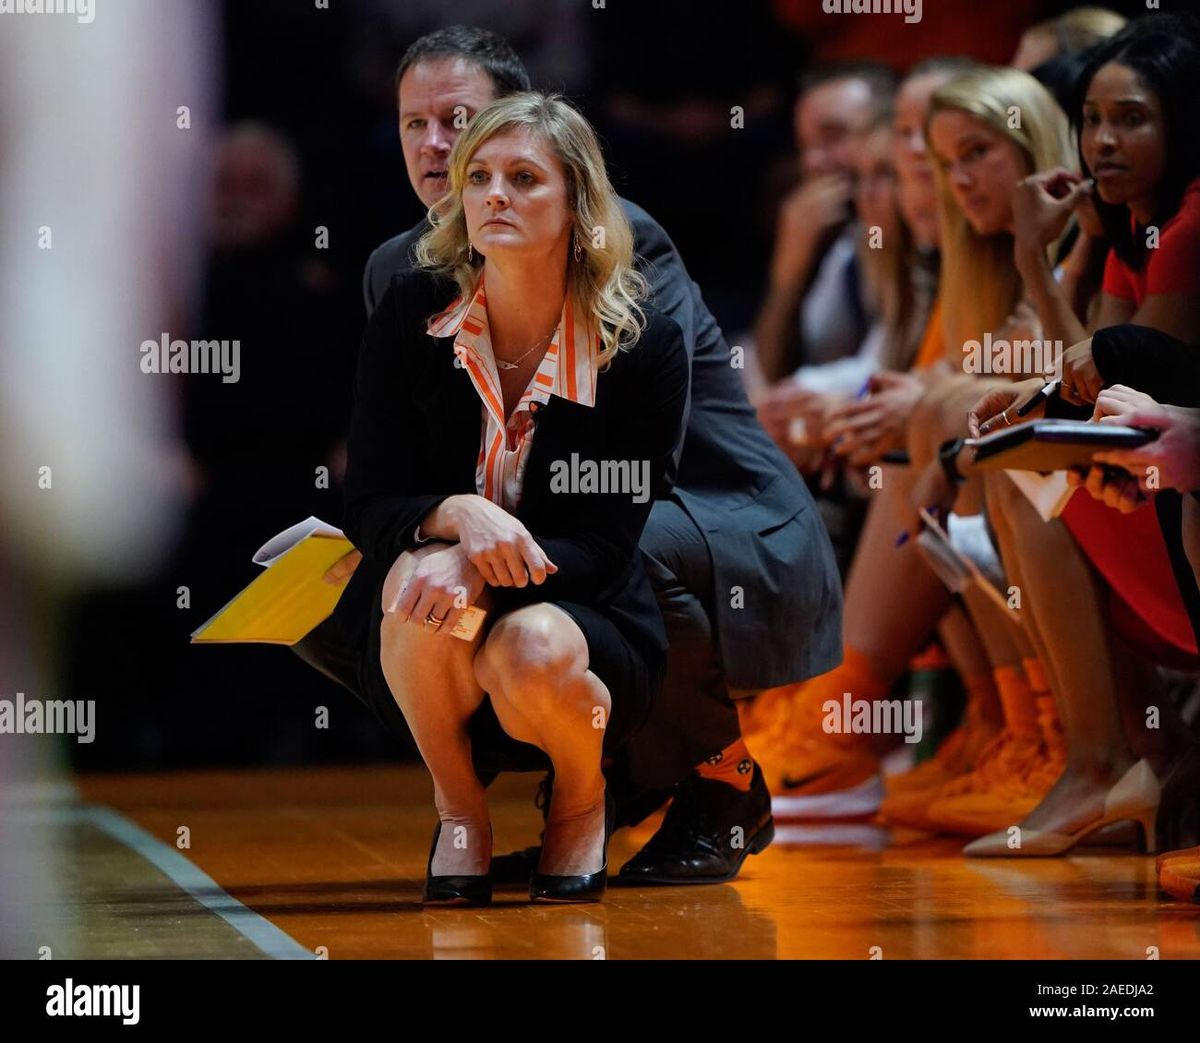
[885,727,969,796]
[883,729,1040,833]
[763,737,884,819]
[884,711,1002,796]
[923,730,1051,837]
[1158,846,1200,903]
[749,689,883,820]
[878,697,1002,829]
[739,683,801,741]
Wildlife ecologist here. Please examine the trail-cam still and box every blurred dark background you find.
[60,0,1151,771]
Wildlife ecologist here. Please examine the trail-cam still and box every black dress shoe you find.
[617,762,774,885]
[422,822,493,906]
[489,773,552,884]
[529,789,615,903]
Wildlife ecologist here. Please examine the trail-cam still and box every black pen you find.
[1016,378,1060,417]
[980,379,1060,435]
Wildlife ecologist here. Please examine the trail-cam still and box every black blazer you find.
[339,265,690,666]
[364,199,843,688]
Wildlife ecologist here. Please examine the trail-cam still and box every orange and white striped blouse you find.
[426,272,600,512]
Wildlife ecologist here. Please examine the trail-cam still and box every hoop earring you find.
[573,235,582,263]
[468,242,475,262]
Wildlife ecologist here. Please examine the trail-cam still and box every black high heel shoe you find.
[422,821,493,907]
[530,788,615,904]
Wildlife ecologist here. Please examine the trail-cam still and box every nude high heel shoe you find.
[963,759,1161,857]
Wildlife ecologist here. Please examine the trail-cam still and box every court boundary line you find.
[17,805,314,961]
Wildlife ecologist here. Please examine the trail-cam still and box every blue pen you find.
[830,376,874,452]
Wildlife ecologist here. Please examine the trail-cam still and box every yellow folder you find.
[191,519,354,645]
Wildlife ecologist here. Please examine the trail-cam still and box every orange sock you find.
[1021,656,1051,695]
[807,645,893,704]
[960,671,1001,730]
[695,738,755,791]
[798,645,894,741]
[746,646,895,748]
[993,663,1039,740]
[1021,656,1062,755]
[962,671,997,705]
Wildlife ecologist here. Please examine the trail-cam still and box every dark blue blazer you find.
[362,200,842,687]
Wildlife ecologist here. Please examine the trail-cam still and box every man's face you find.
[398,56,496,208]
[795,77,876,181]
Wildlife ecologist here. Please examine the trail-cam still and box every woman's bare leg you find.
[939,601,994,676]
[378,546,492,875]
[475,603,613,876]
[850,375,1011,679]
[985,471,1144,832]
[960,584,1033,667]
[844,467,954,678]
[937,602,1004,730]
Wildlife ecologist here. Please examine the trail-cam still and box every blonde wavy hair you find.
[926,66,1073,355]
[1027,6,1127,56]
[413,92,647,368]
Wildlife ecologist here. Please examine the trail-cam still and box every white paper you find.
[252,516,346,568]
[946,512,1005,586]
[1004,469,1076,523]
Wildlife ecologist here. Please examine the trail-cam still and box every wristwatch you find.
[938,437,967,486]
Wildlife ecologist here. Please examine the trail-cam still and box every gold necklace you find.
[495,326,556,370]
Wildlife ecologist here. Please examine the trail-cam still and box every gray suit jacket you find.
[361,199,842,687]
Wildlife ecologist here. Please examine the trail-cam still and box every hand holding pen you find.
[970,377,1060,437]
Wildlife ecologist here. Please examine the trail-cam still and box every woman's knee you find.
[474,605,590,712]
[380,543,445,612]
[379,593,468,672]
[983,469,1016,520]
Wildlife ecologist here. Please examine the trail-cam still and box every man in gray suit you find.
[311,25,841,884]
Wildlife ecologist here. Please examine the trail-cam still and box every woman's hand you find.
[1078,386,1200,499]
[1066,462,1147,513]
[755,382,834,453]
[384,543,486,633]
[322,548,362,585]
[825,370,926,465]
[967,376,1047,437]
[770,175,853,290]
[902,457,961,540]
[1060,336,1102,405]
[441,495,557,587]
[1012,168,1093,267]
[1092,384,1163,427]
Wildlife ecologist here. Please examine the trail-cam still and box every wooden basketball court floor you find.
[6,764,1200,960]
